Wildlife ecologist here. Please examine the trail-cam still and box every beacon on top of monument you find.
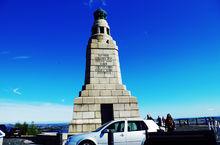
[89,9,117,50]
[91,8,111,37]
[93,8,107,20]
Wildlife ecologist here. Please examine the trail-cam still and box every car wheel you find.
[79,140,95,145]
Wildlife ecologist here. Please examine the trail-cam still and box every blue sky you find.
[0,0,220,123]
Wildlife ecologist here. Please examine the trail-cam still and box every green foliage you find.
[27,121,40,135]
[14,121,40,135]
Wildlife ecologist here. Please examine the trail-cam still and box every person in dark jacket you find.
[165,113,175,132]
[157,116,162,127]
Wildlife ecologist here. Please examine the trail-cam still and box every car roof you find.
[112,118,146,122]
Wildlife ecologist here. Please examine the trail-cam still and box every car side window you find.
[128,121,148,132]
[106,121,125,132]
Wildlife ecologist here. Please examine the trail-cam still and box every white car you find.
[66,119,164,145]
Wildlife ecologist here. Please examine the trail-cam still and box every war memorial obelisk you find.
[69,9,140,133]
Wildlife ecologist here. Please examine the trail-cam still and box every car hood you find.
[68,132,98,143]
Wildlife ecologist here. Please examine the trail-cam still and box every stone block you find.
[105,84,116,90]
[122,90,131,96]
[83,97,95,104]
[109,78,118,84]
[91,39,98,43]
[83,112,95,119]
[104,72,114,78]
[93,84,106,89]
[74,105,81,112]
[130,97,138,103]
[74,119,83,124]
[130,103,138,109]
[131,110,140,117]
[76,125,83,133]
[111,90,123,96]
[96,124,101,129]
[81,105,89,111]
[110,67,117,72]
[88,104,100,111]
[100,90,112,96]
[85,84,93,90]
[89,72,95,77]
[91,54,96,60]
[88,119,101,124]
[69,125,76,133]
[90,66,96,72]
[119,111,131,118]
[90,78,99,84]
[118,97,130,103]
[80,90,89,97]
[95,73,105,78]
[91,60,97,65]
[99,78,110,84]
[114,111,120,117]
[88,90,100,97]
[92,49,102,54]
[73,112,83,119]
[118,78,122,84]
[124,104,131,110]
[74,98,83,104]
[89,125,96,131]
[95,112,101,118]
[83,125,90,132]
[90,43,98,48]
[95,97,118,104]
[113,104,125,111]
[115,84,126,90]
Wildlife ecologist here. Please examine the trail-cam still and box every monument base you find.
[69,84,140,133]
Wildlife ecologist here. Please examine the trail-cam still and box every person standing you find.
[165,113,175,132]
[0,130,5,145]
[157,116,162,127]
[162,116,166,127]
[145,114,154,120]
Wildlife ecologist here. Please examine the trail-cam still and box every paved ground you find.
[3,138,40,145]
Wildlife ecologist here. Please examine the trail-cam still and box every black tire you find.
[79,140,95,145]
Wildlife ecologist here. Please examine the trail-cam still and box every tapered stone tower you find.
[69,9,140,133]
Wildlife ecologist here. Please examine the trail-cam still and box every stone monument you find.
[69,9,140,133]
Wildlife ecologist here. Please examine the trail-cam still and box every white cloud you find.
[12,88,22,95]
[208,108,215,111]
[0,102,72,123]
[12,56,31,60]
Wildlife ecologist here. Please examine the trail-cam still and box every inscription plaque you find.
[95,54,113,73]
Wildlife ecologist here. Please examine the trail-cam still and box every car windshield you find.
[92,121,111,132]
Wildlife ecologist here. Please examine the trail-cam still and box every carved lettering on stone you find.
[95,54,113,74]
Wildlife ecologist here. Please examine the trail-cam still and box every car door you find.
[98,121,126,145]
[126,121,148,145]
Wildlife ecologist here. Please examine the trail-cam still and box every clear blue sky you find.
[0,0,220,123]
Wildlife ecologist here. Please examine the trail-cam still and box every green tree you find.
[27,121,40,135]
[14,121,40,135]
